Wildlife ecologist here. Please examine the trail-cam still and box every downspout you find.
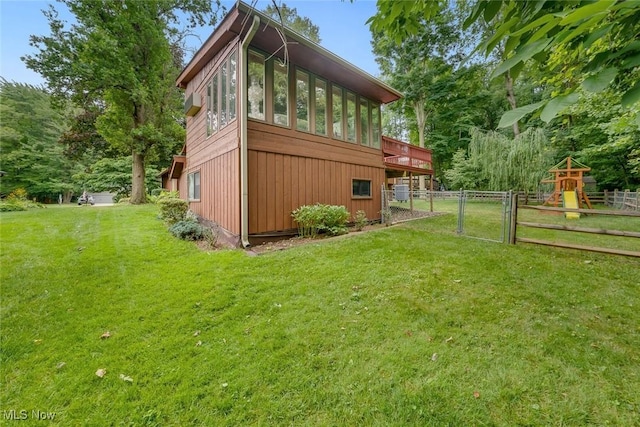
[240,15,260,248]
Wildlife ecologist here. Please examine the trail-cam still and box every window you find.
[371,104,381,149]
[211,73,218,134]
[188,171,201,200]
[248,50,265,120]
[360,98,370,146]
[315,78,327,135]
[220,60,227,127]
[273,60,289,126]
[346,92,356,143]
[206,82,213,136]
[228,51,237,121]
[352,179,371,198]
[296,70,309,132]
[332,85,343,139]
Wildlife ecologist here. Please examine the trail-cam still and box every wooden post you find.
[509,192,518,245]
[429,174,434,212]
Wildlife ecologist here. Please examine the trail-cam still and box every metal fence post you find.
[456,189,464,235]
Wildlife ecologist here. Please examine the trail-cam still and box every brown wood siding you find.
[188,148,240,235]
[247,121,384,234]
[183,39,241,236]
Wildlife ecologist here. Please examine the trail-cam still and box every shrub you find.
[117,197,131,204]
[158,198,188,224]
[354,210,368,231]
[292,204,350,237]
[149,190,179,204]
[0,202,27,212]
[318,205,350,236]
[169,220,208,241]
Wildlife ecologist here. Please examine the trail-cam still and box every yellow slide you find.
[563,190,580,219]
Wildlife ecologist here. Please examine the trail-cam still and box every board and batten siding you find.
[183,40,241,235]
[247,120,384,234]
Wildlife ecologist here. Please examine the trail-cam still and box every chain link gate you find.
[456,190,513,243]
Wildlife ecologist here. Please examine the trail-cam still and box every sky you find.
[0,0,381,87]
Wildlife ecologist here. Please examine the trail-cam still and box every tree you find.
[263,2,321,44]
[73,156,161,199]
[369,0,640,127]
[0,79,80,201]
[23,0,221,203]
[372,8,459,188]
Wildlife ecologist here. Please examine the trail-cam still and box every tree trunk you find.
[130,150,147,204]
[415,100,427,191]
[505,70,520,136]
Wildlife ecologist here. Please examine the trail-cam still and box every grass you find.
[1,204,639,425]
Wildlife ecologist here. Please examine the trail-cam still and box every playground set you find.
[542,157,593,219]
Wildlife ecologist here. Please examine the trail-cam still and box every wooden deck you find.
[382,136,433,177]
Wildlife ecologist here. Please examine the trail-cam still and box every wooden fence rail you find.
[508,194,640,258]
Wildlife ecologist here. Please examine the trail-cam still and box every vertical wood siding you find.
[248,121,384,234]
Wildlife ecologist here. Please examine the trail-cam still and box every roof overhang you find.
[169,155,186,179]
[177,1,402,104]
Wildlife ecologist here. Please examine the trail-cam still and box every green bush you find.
[169,220,208,241]
[149,190,179,204]
[292,204,350,237]
[0,202,27,212]
[158,198,188,224]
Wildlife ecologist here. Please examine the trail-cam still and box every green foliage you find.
[462,127,554,192]
[23,0,222,203]
[0,188,45,211]
[353,210,368,231]
[444,149,483,190]
[263,3,321,43]
[72,156,161,200]
[168,219,207,241]
[149,189,179,204]
[291,204,350,237]
[158,198,188,224]
[0,79,80,201]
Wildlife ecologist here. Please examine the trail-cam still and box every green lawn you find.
[1,205,639,425]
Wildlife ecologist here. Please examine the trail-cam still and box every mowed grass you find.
[1,205,639,425]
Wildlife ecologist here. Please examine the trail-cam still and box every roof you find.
[176,1,402,104]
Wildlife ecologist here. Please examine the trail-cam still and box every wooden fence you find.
[508,194,640,258]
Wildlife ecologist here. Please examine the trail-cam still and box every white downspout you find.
[240,15,260,248]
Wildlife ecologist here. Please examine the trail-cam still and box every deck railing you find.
[382,136,433,172]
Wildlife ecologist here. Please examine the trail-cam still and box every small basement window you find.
[352,179,371,198]
[188,171,201,201]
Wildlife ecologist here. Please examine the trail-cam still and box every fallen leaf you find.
[445,336,454,343]
[431,353,438,362]
[100,331,111,339]
[195,340,202,346]
[95,368,107,378]
[222,382,228,388]
[119,374,133,382]
[193,330,200,337]
[405,330,413,337]
[473,391,480,399]
[453,279,462,283]
[33,339,42,344]
[56,362,66,370]
[584,260,593,264]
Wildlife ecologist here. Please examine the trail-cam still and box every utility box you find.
[394,184,409,202]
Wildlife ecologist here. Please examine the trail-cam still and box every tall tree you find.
[263,2,321,44]
[369,0,640,127]
[23,0,221,203]
[372,9,458,188]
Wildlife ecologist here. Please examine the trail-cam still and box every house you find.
[164,1,433,247]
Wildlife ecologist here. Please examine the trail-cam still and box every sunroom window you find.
[273,60,289,126]
[296,70,310,132]
[248,50,265,120]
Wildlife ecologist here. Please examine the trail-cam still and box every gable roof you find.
[177,1,402,104]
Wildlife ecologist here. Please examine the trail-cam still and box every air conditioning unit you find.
[394,184,409,202]
[184,93,201,116]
